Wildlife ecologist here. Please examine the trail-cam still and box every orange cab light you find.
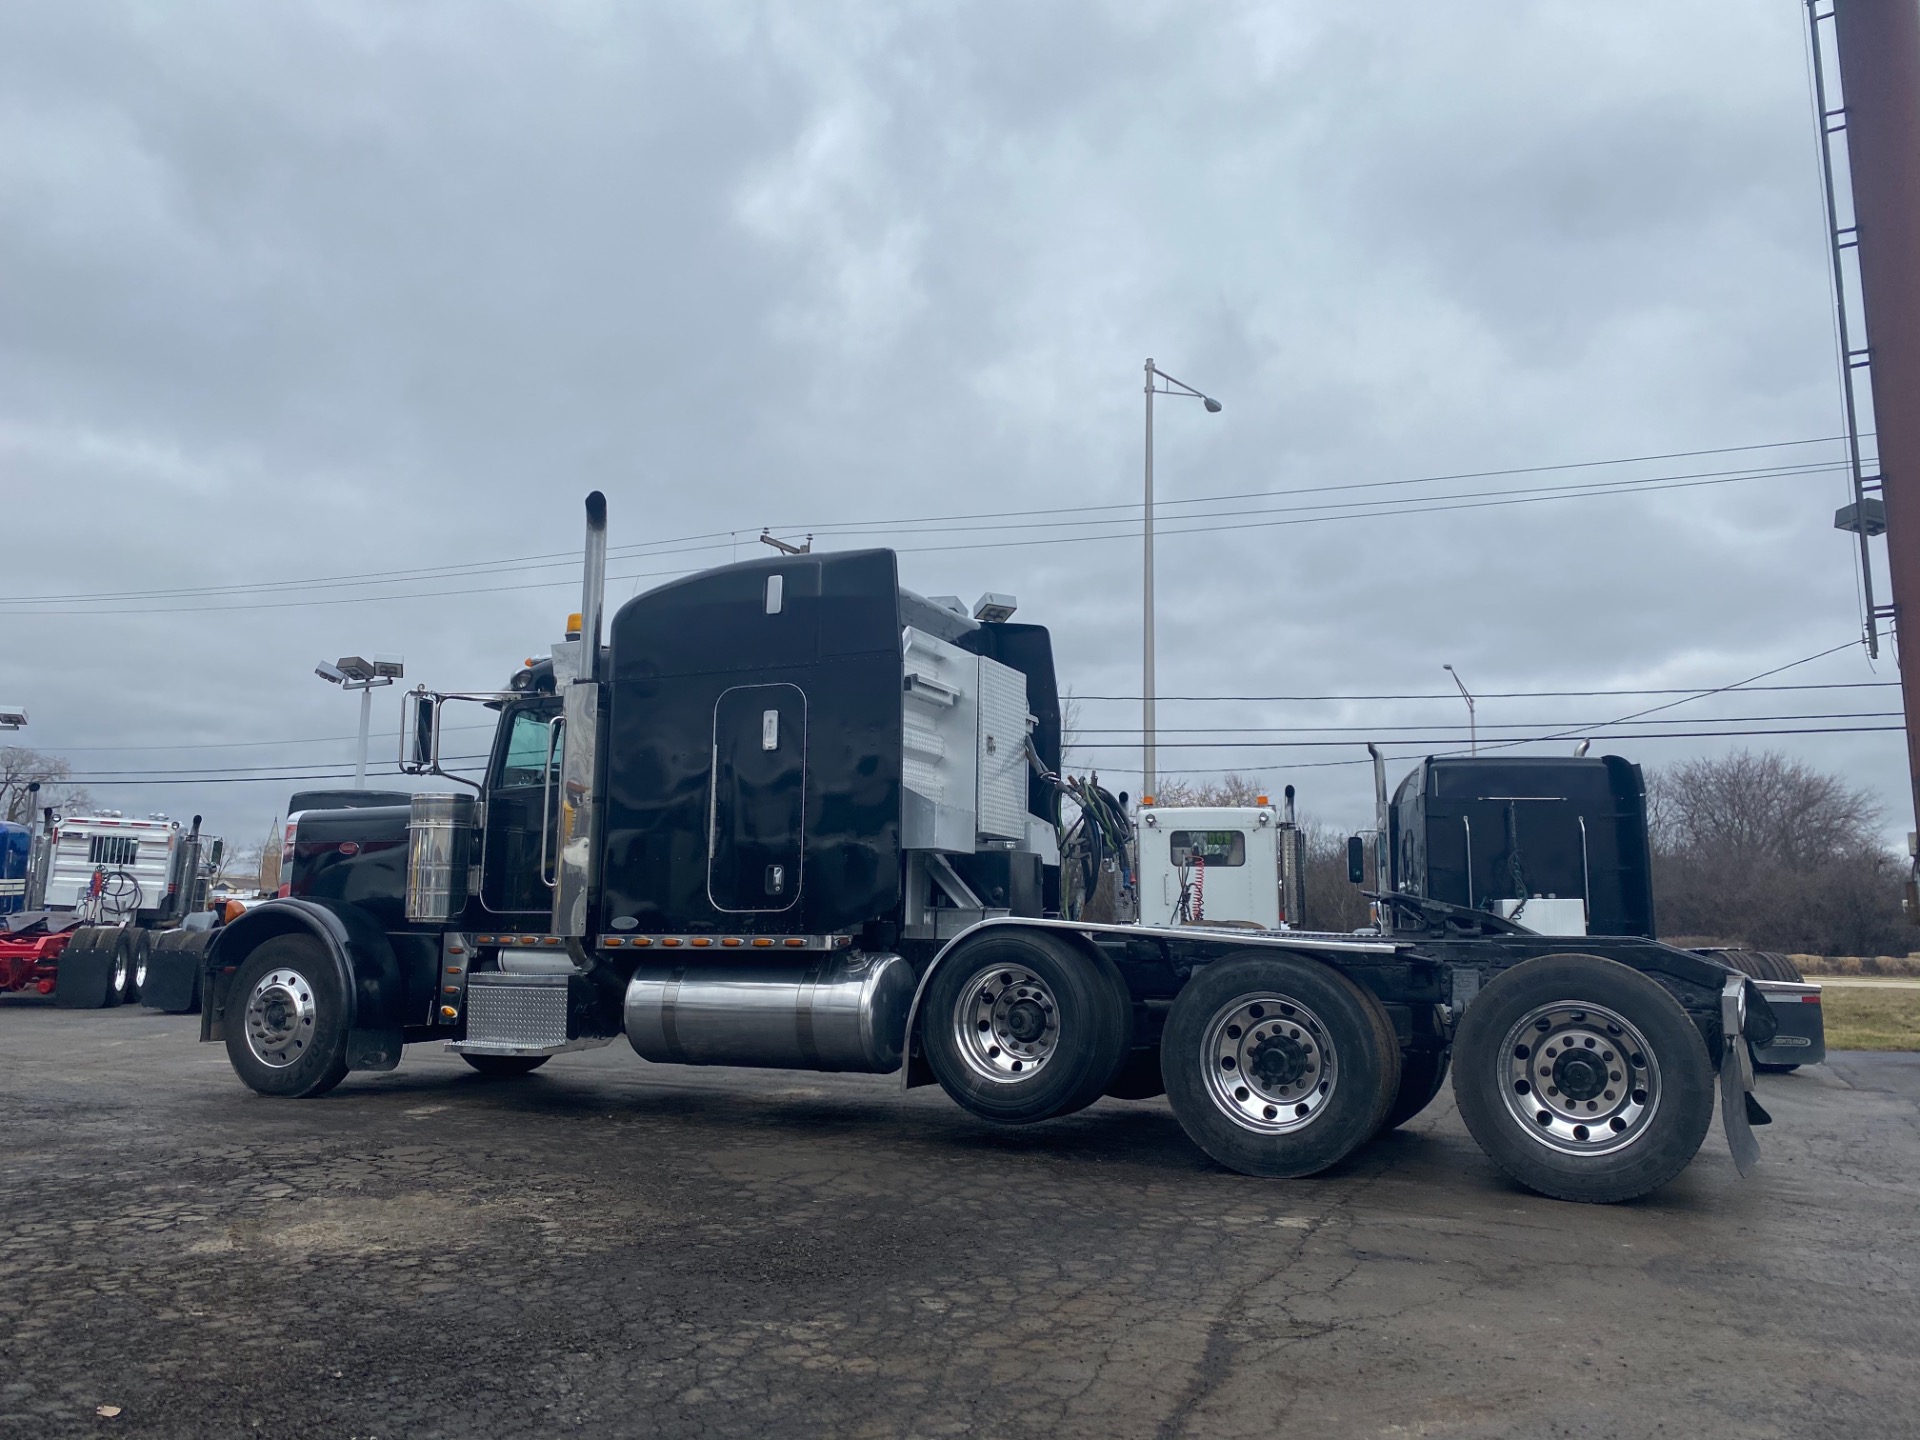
[1140,795,1155,807]
[662,937,682,948]
[440,1005,458,1019]
[633,937,653,947]
[543,937,562,947]
[721,937,742,948]
[604,937,626,947]
[751,938,773,948]
[783,937,807,948]
[1256,794,1270,807]
[691,937,712,948]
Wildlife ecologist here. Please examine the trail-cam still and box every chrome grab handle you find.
[539,715,565,890]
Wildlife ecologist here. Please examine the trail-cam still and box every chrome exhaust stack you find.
[551,492,608,938]
[580,490,608,683]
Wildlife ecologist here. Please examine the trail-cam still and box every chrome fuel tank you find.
[623,951,913,1074]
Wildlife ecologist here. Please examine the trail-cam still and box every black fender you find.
[141,929,212,1013]
[202,898,406,1071]
[54,927,115,1009]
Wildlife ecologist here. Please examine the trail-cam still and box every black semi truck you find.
[200,494,1780,1204]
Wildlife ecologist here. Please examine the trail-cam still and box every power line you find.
[1,441,1852,617]
[2,435,1846,607]
[0,463,1835,618]
[1072,724,1902,751]
[1069,681,1897,702]
[1073,711,1902,736]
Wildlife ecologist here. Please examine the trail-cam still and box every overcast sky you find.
[0,0,1902,855]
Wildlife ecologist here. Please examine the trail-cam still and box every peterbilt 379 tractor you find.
[199,493,1784,1203]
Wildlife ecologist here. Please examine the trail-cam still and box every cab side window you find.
[497,709,558,790]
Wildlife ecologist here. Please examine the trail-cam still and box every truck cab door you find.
[481,698,563,918]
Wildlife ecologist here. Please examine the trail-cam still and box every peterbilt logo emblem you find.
[338,841,360,856]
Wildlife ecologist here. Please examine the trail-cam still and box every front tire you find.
[1161,952,1401,1178]
[223,936,351,1098]
[923,931,1131,1125]
[1451,954,1713,1204]
[461,1054,550,1078]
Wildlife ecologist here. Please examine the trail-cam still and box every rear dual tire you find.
[923,931,1131,1125]
[1160,952,1401,1178]
[1450,954,1713,1204]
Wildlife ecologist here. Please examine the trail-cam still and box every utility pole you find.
[1141,359,1223,800]
[1822,1,1920,877]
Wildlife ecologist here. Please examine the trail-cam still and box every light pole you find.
[1143,358,1222,800]
[1443,663,1476,755]
[315,655,405,787]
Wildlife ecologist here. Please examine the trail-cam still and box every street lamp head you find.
[314,661,347,685]
[1203,396,1222,413]
[0,703,26,730]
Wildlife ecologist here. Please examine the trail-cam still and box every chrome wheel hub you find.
[1499,1002,1660,1155]
[245,967,318,1069]
[953,964,1059,1082]
[1202,994,1337,1134]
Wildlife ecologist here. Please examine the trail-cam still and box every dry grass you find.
[1790,954,1920,978]
[1811,987,1920,1052]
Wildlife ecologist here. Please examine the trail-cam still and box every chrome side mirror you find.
[400,687,439,774]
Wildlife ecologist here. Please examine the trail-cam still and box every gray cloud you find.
[1,0,1899,851]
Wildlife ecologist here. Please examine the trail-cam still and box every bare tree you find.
[1301,819,1371,933]
[1,746,93,823]
[1149,772,1267,807]
[1058,688,1084,774]
[1649,749,1906,955]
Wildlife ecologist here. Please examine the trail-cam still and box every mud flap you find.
[347,1029,404,1072]
[1719,977,1760,1177]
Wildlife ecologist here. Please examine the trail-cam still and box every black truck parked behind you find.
[202,495,1779,1203]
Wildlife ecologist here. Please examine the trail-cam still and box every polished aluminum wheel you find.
[244,967,319,1070]
[110,940,130,997]
[1498,1001,1660,1156]
[134,941,149,991]
[951,963,1059,1082]
[1201,993,1337,1134]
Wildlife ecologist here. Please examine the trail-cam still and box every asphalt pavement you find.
[2,999,1916,1440]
